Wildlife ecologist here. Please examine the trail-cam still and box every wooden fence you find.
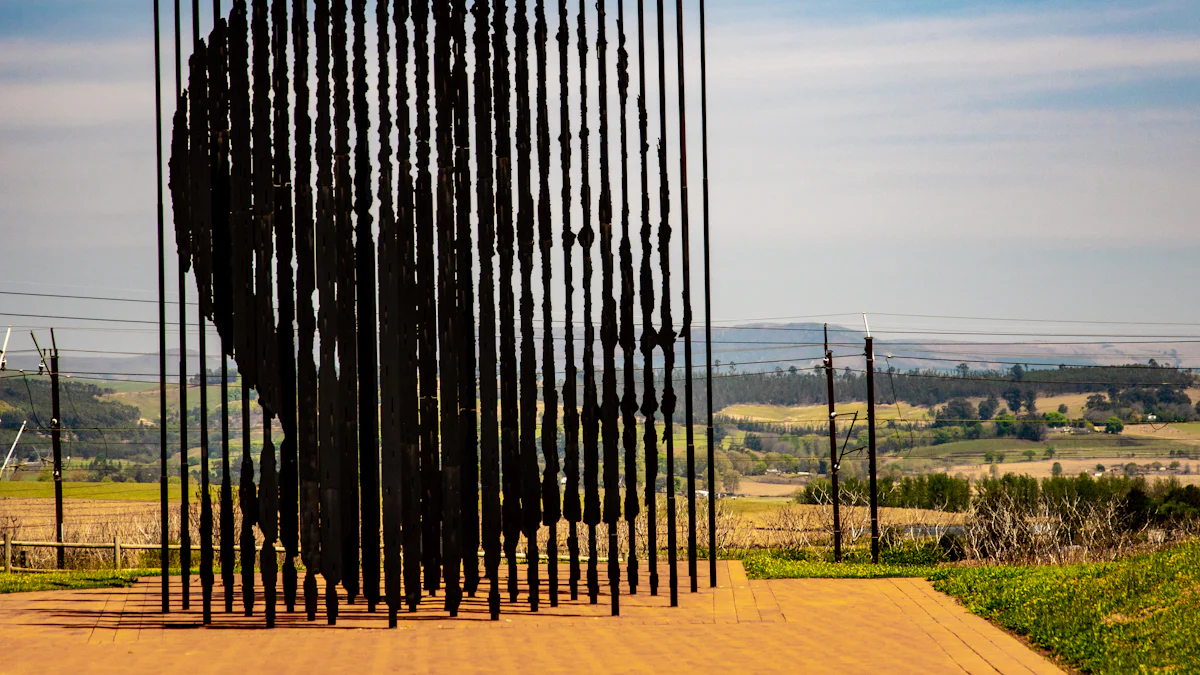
[1,532,285,573]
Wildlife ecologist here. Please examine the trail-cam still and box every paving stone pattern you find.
[0,561,1063,674]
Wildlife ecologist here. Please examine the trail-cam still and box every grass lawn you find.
[931,542,1200,675]
[0,481,179,501]
[0,569,149,594]
[744,542,1200,674]
[744,557,935,579]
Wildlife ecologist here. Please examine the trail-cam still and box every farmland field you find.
[0,481,177,501]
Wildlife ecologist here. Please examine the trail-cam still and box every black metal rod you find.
[578,0,600,608]
[240,368,256,616]
[674,0,697,596]
[413,0,441,598]
[375,0,398,628]
[494,0,521,605]
[395,0,422,615]
[178,229,191,610]
[332,0,360,608]
[556,0,581,604]
[292,0,320,622]
[199,316,212,624]
[221,353,234,612]
[535,0,560,609]
[171,0,190,608]
[516,0,542,613]
[152,0,172,612]
[655,0,678,608]
[473,0,501,620]
[260,405,278,627]
[314,0,342,625]
[699,0,715,589]
[635,0,658,599]
[434,0,462,616]
[453,0,479,603]
[273,0,298,615]
[351,0,379,614]
[617,0,639,599]
[154,0,171,612]
[173,0,191,599]
[597,0,621,618]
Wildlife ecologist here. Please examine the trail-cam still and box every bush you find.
[798,473,971,512]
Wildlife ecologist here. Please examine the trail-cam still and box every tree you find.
[1057,404,1068,415]
[1021,389,1038,414]
[1002,388,1023,413]
[1043,446,1056,459]
[983,451,995,463]
[1010,364,1025,381]
[936,398,976,425]
[720,468,740,494]
[1104,416,1125,434]
[978,394,999,421]
[1043,411,1068,428]
[1016,419,1048,442]
[1022,449,1037,461]
[957,363,969,378]
[1095,463,1105,473]
[1051,462,1063,476]
[994,412,1016,436]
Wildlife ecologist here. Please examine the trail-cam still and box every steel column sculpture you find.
[167,0,718,628]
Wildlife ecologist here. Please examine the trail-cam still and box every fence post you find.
[114,536,122,571]
[4,532,10,573]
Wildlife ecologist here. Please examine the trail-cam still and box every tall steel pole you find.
[175,0,190,612]
[155,0,171,612]
[698,0,716,590]
[674,0,697,595]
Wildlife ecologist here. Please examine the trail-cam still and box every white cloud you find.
[700,5,1200,244]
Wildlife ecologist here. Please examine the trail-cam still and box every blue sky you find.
[0,0,1198,358]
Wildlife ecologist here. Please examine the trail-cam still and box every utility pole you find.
[0,326,11,370]
[1,421,26,479]
[36,331,65,568]
[864,314,880,564]
[823,324,841,562]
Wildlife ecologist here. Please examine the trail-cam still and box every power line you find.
[870,311,1200,328]
[0,289,185,306]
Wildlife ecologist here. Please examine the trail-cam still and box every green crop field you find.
[0,481,178,501]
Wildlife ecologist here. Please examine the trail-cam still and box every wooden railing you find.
[1,532,285,573]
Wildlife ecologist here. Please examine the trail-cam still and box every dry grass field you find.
[947,457,1200,485]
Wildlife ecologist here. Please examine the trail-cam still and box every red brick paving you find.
[0,561,1062,674]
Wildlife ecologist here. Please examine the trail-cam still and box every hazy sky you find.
[0,0,1198,361]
